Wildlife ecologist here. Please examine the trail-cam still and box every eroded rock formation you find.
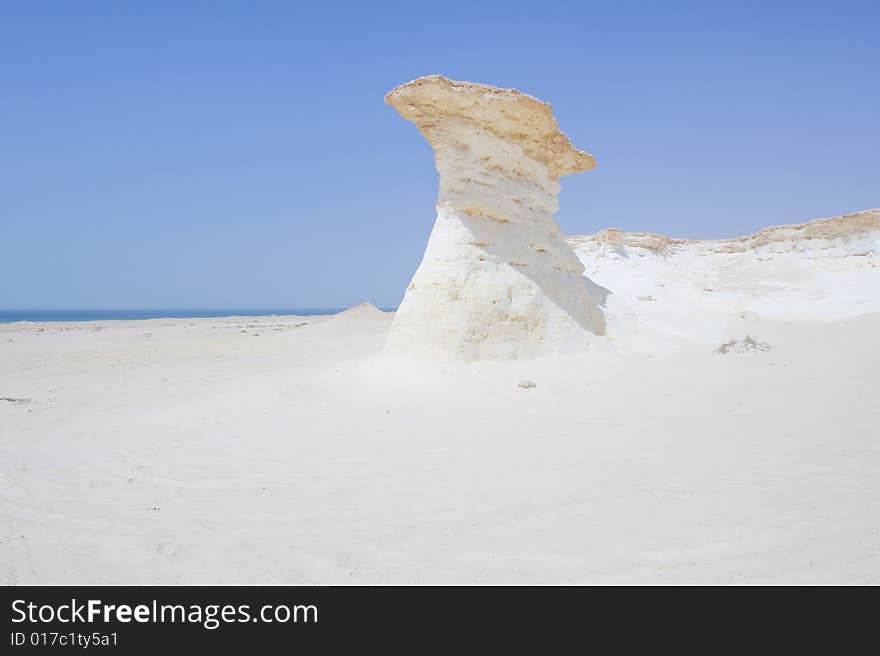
[385,75,606,358]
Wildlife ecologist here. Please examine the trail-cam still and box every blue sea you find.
[0,309,360,323]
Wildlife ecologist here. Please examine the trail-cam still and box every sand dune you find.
[1,211,878,584]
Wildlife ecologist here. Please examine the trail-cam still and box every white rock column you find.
[385,75,606,359]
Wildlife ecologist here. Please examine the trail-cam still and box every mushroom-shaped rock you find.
[385,75,606,359]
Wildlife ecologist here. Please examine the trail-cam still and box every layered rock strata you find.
[385,75,606,358]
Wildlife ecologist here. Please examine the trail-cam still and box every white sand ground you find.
[2,214,879,584]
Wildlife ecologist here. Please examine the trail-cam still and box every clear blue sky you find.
[2,1,877,310]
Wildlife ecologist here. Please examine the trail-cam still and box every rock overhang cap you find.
[385,74,596,179]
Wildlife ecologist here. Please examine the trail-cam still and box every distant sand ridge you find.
[385,75,606,359]
[566,208,880,349]
[568,209,880,256]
